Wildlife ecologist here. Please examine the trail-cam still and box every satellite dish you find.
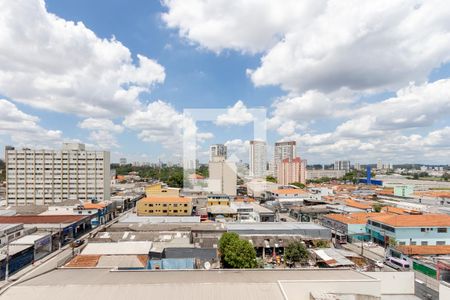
[204,261,211,270]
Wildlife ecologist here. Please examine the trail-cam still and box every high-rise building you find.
[277,157,307,185]
[119,158,127,165]
[5,143,110,206]
[273,141,296,178]
[354,162,361,171]
[376,159,383,170]
[209,144,227,162]
[334,160,351,171]
[208,156,237,196]
[249,140,266,178]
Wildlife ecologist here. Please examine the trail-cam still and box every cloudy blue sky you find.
[0,0,450,165]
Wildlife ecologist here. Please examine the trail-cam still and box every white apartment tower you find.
[273,141,296,178]
[208,156,237,196]
[334,160,351,172]
[209,144,227,162]
[5,143,110,206]
[249,140,266,178]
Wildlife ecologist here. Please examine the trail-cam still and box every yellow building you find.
[207,194,230,207]
[136,197,192,216]
[145,183,180,198]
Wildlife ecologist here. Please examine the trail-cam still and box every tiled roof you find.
[345,199,371,210]
[323,212,387,224]
[83,202,106,209]
[396,245,450,256]
[65,255,100,268]
[272,189,308,195]
[139,197,192,203]
[0,215,87,224]
[369,214,450,227]
[381,206,421,215]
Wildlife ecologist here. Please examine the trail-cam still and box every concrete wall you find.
[440,282,450,300]
[364,272,415,295]
[281,279,381,299]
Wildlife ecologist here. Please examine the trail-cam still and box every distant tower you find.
[273,141,296,178]
[209,144,227,162]
[249,140,266,178]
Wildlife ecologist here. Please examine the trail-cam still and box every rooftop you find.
[272,189,308,195]
[345,199,372,210]
[369,213,450,227]
[81,241,153,255]
[0,215,87,224]
[323,212,387,225]
[0,268,416,300]
[139,197,191,203]
[396,245,450,256]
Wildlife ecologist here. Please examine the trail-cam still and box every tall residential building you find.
[249,140,266,178]
[208,156,237,196]
[277,157,307,185]
[209,144,227,162]
[119,158,127,165]
[273,141,296,178]
[354,162,361,171]
[377,159,383,170]
[334,160,351,172]
[5,143,110,206]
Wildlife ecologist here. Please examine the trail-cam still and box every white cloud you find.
[215,100,254,126]
[0,0,165,117]
[0,99,62,146]
[164,0,450,94]
[162,0,322,54]
[78,118,124,149]
[78,118,124,133]
[123,100,212,151]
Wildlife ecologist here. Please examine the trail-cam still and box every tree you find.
[266,176,277,183]
[284,241,309,264]
[218,232,257,269]
[291,182,306,189]
[314,240,330,248]
[442,173,450,182]
[372,203,383,212]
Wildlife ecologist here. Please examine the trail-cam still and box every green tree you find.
[291,182,306,189]
[314,240,330,248]
[266,176,277,183]
[219,232,257,269]
[442,173,450,181]
[284,241,309,264]
[372,203,383,212]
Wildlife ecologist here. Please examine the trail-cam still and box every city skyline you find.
[1,0,450,165]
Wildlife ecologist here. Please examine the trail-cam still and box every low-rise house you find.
[206,194,230,207]
[136,197,192,216]
[320,212,385,243]
[145,183,180,198]
[367,214,450,246]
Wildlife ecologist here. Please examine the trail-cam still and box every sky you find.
[0,0,450,165]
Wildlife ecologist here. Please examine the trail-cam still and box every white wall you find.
[364,272,415,295]
[440,282,450,300]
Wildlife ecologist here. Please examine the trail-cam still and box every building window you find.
[163,204,167,207]
[438,228,447,233]
[184,204,188,207]
[184,210,187,213]
[399,241,406,245]
[410,241,416,245]
[421,241,428,245]
[436,241,446,245]
[163,210,167,213]
[420,228,426,232]
[149,210,153,213]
